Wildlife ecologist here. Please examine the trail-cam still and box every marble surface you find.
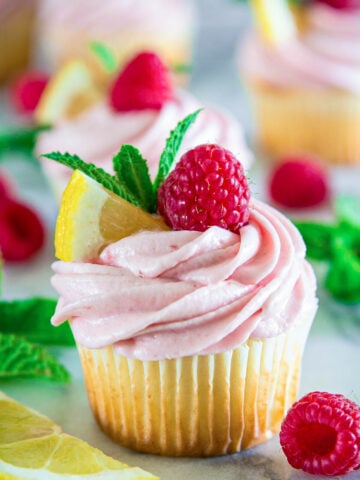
[1,0,360,479]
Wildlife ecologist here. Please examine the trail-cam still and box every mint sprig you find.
[0,297,74,346]
[43,151,141,207]
[0,124,50,161]
[89,41,118,73]
[44,109,202,212]
[296,195,360,304]
[113,145,155,212]
[153,109,202,193]
[0,333,71,383]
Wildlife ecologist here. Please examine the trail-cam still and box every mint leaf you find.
[0,333,71,382]
[0,297,74,346]
[113,145,154,212]
[325,238,360,304]
[0,124,50,160]
[42,151,141,206]
[335,195,360,227]
[89,41,118,73]
[172,63,192,74]
[294,221,335,261]
[153,109,202,194]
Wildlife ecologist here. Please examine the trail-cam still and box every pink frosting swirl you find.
[36,89,253,188]
[240,4,360,92]
[51,199,317,361]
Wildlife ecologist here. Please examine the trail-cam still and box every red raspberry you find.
[316,0,360,9]
[280,391,360,476]
[110,51,173,112]
[0,172,12,199]
[11,71,49,114]
[0,198,45,262]
[269,155,329,209]
[157,144,250,233]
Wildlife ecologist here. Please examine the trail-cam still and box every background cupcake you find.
[0,0,37,84]
[36,0,195,84]
[240,0,360,165]
[36,51,253,200]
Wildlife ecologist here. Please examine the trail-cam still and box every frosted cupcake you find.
[0,0,37,84]
[48,116,317,456]
[240,0,360,165]
[36,51,253,200]
[36,0,194,81]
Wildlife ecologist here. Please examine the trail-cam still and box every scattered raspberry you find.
[0,198,45,262]
[158,144,250,233]
[110,51,173,112]
[269,155,329,209]
[0,172,12,199]
[11,71,49,114]
[280,391,360,476]
[316,0,360,9]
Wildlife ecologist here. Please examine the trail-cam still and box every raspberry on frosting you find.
[157,144,250,233]
[109,51,173,112]
[280,391,360,476]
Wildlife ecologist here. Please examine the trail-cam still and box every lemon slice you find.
[249,0,297,44]
[35,60,101,125]
[0,391,158,479]
[55,170,169,262]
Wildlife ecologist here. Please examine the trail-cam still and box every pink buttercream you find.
[36,89,253,189]
[51,199,317,361]
[240,4,360,92]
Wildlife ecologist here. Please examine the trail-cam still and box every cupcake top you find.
[241,4,360,93]
[51,199,316,361]
[50,131,316,362]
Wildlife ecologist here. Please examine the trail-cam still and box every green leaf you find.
[294,221,336,261]
[89,40,118,73]
[172,63,192,74]
[153,109,202,195]
[0,124,50,160]
[0,297,74,346]
[113,145,154,212]
[0,333,71,383]
[325,238,360,304]
[42,151,141,206]
[335,195,360,228]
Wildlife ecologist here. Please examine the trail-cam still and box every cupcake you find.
[0,0,37,84]
[36,51,253,200]
[48,118,318,456]
[240,0,360,165]
[36,0,194,82]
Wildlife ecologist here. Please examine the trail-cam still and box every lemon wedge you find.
[35,60,101,125]
[0,392,158,479]
[249,0,297,44]
[55,170,169,262]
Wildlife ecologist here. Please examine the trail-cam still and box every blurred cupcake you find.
[36,51,253,200]
[0,0,37,84]
[240,1,360,165]
[49,131,318,455]
[36,0,195,83]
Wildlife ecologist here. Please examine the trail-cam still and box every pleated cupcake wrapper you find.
[77,319,311,457]
[248,83,360,165]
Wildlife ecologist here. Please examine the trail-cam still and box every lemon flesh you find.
[55,170,169,262]
[250,0,297,44]
[0,392,158,480]
[35,60,101,125]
